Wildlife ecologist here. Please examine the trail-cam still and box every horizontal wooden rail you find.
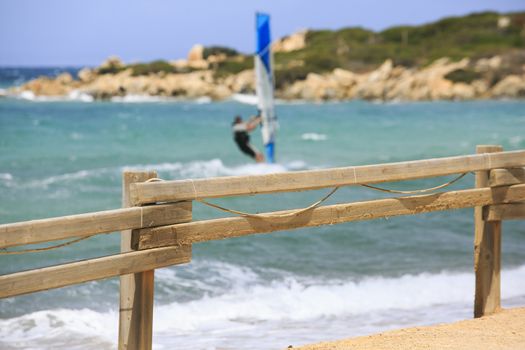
[0,202,192,249]
[489,168,525,187]
[0,245,191,299]
[136,184,525,249]
[484,203,525,221]
[130,150,525,205]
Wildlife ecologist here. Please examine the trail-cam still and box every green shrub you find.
[97,65,125,75]
[275,66,309,88]
[130,60,175,76]
[214,56,253,78]
[203,46,239,59]
[273,10,525,79]
[445,69,482,83]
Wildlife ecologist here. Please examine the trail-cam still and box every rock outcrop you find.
[278,56,525,101]
[272,30,308,53]
[10,51,525,102]
[491,75,525,98]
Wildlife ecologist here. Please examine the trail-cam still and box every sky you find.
[0,0,524,67]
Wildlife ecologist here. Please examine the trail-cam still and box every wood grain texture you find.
[0,202,192,249]
[474,145,503,318]
[0,245,191,299]
[136,183,525,250]
[484,202,525,221]
[130,150,525,205]
[120,171,156,350]
[489,168,525,187]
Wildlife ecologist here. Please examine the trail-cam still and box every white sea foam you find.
[125,158,308,179]
[1,264,524,349]
[5,159,308,190]
[0,308,117,349]
[15,90,94,102]
[301,132,327,141]
[0,172,13,181]
[68,90,94,102]
[109,95,213,104]
[19,90,36,100]
[110,95,172,103]
[193,96,212,104]
[19,168,112,189]
[231,93,258,105]
[509,135,523,147]
[154,263,525,330]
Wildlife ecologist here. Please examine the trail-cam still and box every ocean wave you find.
[2,168,115,190]
[125,158,308,179]
[4,159,309,190]
[110,95,173,103]
[1,264,524,349]
[153,264,525,331]
[509,135,523,147]
[110,95,212,104]
[301,132,327,141]
[11,91,213,104]
[231,93,258,105]
[67,90,94,102]
[0,308,117,349]
[26,169,111,189]
[0,173,13,181]
[14,90,94,102]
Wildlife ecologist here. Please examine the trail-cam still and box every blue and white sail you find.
[255,12,277,163]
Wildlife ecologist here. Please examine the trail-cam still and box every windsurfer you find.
[232,115,265,163]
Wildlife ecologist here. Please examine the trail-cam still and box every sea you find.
[0,67,524,350]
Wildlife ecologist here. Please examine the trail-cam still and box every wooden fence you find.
[1,145,524,350]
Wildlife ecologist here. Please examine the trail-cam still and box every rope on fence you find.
[360,172,467,194]
[198,186,340,219]
[173,172,468,218]
[0,172,468,254]
[0,235,94,255]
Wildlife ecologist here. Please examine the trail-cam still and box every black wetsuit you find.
[233,123,257,159]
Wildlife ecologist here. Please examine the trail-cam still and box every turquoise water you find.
[1,96,525,349]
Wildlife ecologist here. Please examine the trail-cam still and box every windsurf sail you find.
[255,12,277,163]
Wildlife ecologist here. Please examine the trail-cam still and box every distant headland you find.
[7,11,525,101]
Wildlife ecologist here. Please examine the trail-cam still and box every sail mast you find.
[255,12,276,163]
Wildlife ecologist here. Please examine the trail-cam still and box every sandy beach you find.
[297,307,525,350]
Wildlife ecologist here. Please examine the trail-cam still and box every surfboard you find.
[255,13,277,163]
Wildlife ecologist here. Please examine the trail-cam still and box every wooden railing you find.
[1,145,524,350]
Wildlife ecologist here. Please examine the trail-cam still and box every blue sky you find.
[1,0,523,67]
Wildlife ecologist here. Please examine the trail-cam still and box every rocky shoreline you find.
[7,50,525,102]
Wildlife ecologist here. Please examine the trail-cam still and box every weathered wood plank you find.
[0,202,192,249]
[136,183,525,250]
[474,145,502,318]
[484,202,525,221]
[120,171,155,350]
[130,150,525,205]
[489,168,525,187]
[0,245,191,299]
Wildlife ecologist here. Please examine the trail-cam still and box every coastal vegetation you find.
[96,11,524,81]
[96,11,525,82]
[216,11,525,84]
[9,11,525,101]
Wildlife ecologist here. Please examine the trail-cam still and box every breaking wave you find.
[1,263,524,349]
[1,159,309,189]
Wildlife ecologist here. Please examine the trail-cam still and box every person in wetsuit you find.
[232,115,265,163]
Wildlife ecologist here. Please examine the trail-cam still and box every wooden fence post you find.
[474,145,503,318]
[119,171,157,350]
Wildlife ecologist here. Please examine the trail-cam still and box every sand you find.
[296,308,525,350]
